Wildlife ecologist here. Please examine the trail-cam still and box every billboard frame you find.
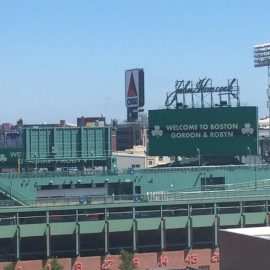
[148,107,258,157]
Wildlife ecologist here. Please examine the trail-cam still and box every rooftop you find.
[222,226,270,240]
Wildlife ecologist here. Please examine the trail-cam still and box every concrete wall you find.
[219,230,270,270]
[116,154,146,170]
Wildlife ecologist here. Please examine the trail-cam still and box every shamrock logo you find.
[241,123,254,136]
[151,125,163,138]
[0,154,7,162]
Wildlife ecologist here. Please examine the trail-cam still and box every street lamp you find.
[34,153,38,180]
[247,146,257,189]
[149,178,154,193]
[34,153,38,172]
[196,148,201,167]
[170,183,174,192]
[247,147,251,167]
[90,151,94,169]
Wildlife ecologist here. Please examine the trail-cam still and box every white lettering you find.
[171,132,201,139]
[210,123,238,130]
[166,124,198,131]
[10,152,21,158]
[127,98,138,106]
[210,131,234,138]
[201,124,208,130]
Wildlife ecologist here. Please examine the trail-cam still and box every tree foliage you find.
[4,263,14,270]
[50,258,64,270]
[119,249,134,270]
[42,258,64,270]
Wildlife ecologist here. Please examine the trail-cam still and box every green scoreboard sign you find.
[0,147,22,167]
[148,107,258,156]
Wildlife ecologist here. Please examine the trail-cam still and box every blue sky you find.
[0,0,269,124]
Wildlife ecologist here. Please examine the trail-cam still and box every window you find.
[158,156,163,161]
[132,164,140,168]
[201,176,225,191]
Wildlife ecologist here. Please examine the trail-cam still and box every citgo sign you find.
[148,106,258,156]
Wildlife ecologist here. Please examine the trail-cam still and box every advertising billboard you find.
[148,107,258,157]
[125,69,144,108]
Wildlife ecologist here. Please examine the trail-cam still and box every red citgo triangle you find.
[127,73,138,97]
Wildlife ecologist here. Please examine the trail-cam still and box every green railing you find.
[0,181,29,205]
[1,181,270,210]
[0,203,267,226]
[0,164,269,180]
[0,169,116,180]
[0,165,269,208]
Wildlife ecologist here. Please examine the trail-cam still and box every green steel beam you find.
[240,201,245,228]
[187,217,192,249]
[214,216,219,247]
[105,208,109,254]
[160,218,165,251]
[105,221,109,254]
[16,213,20,260]
[76,210,80,256]
[267,201,269,226]
[214,203,218,247]
[160,205,164,250]
[132,207,137,252]
[133,220,137,252]
[46,224,50,258]
[46,212,50,258]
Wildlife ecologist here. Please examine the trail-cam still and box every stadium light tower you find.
[253,43,270,134]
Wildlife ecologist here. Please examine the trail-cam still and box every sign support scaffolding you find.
[254,43,270,135]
